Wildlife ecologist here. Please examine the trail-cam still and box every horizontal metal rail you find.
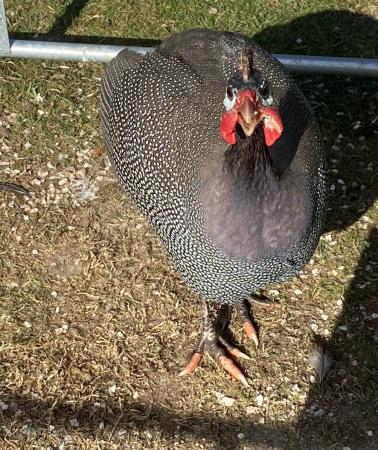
[0,39,377,77]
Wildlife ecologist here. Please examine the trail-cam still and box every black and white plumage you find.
[101,29,327,384]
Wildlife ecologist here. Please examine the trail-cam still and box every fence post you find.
[0,0,10,55]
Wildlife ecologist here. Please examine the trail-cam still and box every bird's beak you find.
[237,94,260,137]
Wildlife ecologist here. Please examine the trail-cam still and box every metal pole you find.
[0,0,10,54]
[275,54,378,77]
[8,39,143,62]
[4,39,378,77]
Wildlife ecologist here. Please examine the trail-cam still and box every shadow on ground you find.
[2,5,378,450]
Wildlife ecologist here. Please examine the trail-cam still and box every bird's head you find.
[220,51,283,147]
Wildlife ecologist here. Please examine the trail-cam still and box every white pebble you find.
[237,433,245,439]
[245,406,258,415]
[255,394,264,407]
[215,391,235,407]
[0,401,9,411]
[108,385,117,394]
[69,418,79,427]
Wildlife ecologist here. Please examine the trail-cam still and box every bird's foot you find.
[179,299,259,387]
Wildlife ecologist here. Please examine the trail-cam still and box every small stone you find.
[342,447,351,450]
[108,384,117,394]
[296,38,302,43]
[237,433,245,439]
[69,418,79,427]
[268,289,279,296]
[0,401,9,411]
[336,299,343,306]
[313,408,325,417]
[338,325,347,332]
[215,392,235,407]
[367,431,373,437]
[37,170,48,178]
[321,314,328,321]
[51,291,58,297]
[309,375,316,383]
[23,321,32,328]
[255,394,264,407]
[245,406,258,415]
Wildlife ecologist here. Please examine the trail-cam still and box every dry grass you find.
[1,1,378,449]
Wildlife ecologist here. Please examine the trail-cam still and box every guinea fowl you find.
[101,29,327,386]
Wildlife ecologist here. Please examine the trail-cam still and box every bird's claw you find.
[237,302,259,348]
[179,335,249,387]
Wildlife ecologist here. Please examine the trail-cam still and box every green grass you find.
[1,1,377,449]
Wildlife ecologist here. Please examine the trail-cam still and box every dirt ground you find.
[1,1,377,449]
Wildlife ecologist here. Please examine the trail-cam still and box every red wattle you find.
[220,110,238,145]
[260,106,283,147]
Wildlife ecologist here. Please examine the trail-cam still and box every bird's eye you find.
[223,87,237,111]
[259,78,269,97]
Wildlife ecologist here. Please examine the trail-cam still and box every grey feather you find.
[309,342,333,383]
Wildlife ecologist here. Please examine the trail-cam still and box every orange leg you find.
[237,302,259,348]
[179,299,252,386]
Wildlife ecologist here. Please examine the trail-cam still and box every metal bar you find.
[8,39,135,62]
[2,40,378,77]
[275,54,378,77]
[0,0,10,55]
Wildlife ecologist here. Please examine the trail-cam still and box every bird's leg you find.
[236,301,259,348]
[179,298,250,386]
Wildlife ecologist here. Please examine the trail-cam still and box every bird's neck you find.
[222,127,277,187]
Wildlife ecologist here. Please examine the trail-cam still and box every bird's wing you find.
[101,49,143,150]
